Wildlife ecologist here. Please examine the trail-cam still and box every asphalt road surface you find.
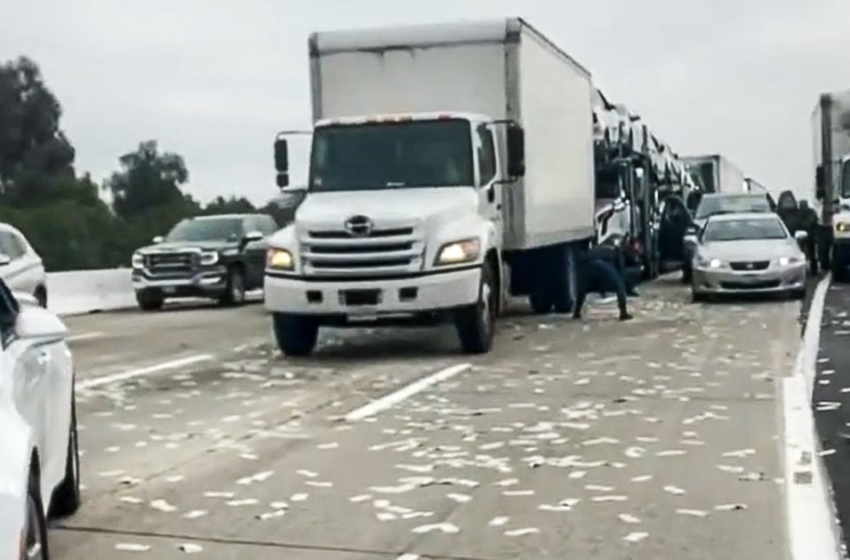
[813,279,850,550]
[52,280,800,559]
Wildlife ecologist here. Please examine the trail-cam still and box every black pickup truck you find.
[130,213,280,310]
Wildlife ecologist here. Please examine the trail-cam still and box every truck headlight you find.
[131,252,144,268]
[435,238,480,266]
[199,251,219,265]
[836,222,850,233]
[267,248,294,270]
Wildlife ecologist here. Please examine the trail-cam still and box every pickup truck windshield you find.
[167,217,244,242]
[694,195,771,219]
[309,119,474,191]
[702,217,787,242]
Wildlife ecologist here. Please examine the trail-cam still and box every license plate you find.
[162,286,177,294]
[341,289,381,306]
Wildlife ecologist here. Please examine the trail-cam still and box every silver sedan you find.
[686,212,808,301]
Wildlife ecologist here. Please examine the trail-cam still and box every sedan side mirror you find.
[152,236,164,244]
[15,306,68,340]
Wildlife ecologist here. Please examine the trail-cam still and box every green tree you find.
[201,195,256,215]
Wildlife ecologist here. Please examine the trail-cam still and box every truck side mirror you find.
[815,165,825,199]
[506,125,525,178]
[274,137,290,188]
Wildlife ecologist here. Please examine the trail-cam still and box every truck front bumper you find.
[264,267,481,319]
[131,267,229,297]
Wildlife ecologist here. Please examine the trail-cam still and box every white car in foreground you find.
[0,281,80,559]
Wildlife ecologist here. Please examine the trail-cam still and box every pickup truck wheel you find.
[136,290,164,311]
[455,264,496,354]
[220,267,246,306]
[49,395,80,518]
[272,313,319,357]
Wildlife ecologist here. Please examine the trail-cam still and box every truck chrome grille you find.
[145,252,196,275]
[299,226,423,277]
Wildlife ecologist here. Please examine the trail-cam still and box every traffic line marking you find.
[783,274,842,560]
[345,363,471,421]
[66,331,105,343]
[78,354,215,390]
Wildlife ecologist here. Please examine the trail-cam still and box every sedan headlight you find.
[695,255,723,269]
[778,256,803,266]
[435,238,480,266]
[199,251,219,265]
[131,252,144,268]
[267,248,294,270]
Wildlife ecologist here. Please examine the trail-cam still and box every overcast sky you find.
[2,0,849,204]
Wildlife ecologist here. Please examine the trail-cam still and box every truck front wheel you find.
[272,313,319,357]
[136,290,164,311]
[455,264,497,354]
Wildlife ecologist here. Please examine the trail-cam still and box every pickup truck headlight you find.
[131,252,144,268]
[836,222,850,233]
[199,251,219,265]
[435,238,480,266]
[267,248,294,270]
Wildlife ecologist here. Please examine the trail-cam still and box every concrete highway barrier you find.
[46,268,136,316]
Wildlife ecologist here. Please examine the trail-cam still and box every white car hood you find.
[702,239,800,261]
[295,187,479,229]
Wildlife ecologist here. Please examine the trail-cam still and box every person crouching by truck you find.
[776,190,799,234]
[572,245,633,322]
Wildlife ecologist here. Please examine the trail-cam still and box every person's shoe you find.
[572,312,582,320]
[619,312,633,321]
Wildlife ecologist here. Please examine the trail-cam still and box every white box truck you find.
[264,18,596,356]
[813,89,850,279]
[683,154,745,194]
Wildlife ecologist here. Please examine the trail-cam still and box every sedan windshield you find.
[166,218,244,242]
[703,218,788,242]
[309,119,473,191]
[694,195,772,219]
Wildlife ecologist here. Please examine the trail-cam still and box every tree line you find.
[0,56,278,272]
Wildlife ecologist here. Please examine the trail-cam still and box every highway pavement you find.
[52,279,800,559]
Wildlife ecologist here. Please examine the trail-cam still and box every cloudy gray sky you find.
[2,0,848,204]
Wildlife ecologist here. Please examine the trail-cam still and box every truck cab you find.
[266,111,525,355]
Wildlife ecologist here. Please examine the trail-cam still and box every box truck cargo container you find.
[683,154,745,194]
[813,89,850,279]
[266,18,596,355]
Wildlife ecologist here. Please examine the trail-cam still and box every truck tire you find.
[455,264,496,354]
[219,266,246,306]
[136,290,164,311]
[272,313,319,357]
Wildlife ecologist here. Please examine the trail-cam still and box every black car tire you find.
[272,313,319,356]
[219,267,246,306]
[136,290,164,311]
[49,395,81,519]
[25,466,50,560]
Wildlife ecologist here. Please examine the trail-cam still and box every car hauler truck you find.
[265,18,596,356]
[813,89,850,280]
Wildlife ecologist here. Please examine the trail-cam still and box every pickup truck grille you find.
[300,227,423,277]
[145,252,197,275]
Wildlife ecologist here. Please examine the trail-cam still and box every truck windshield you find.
[166,217,244,242]
[842,160,850,198]
[309,119,474,191]
[694,195,771,219]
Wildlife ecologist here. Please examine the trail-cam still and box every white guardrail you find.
[46,269,136,317]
